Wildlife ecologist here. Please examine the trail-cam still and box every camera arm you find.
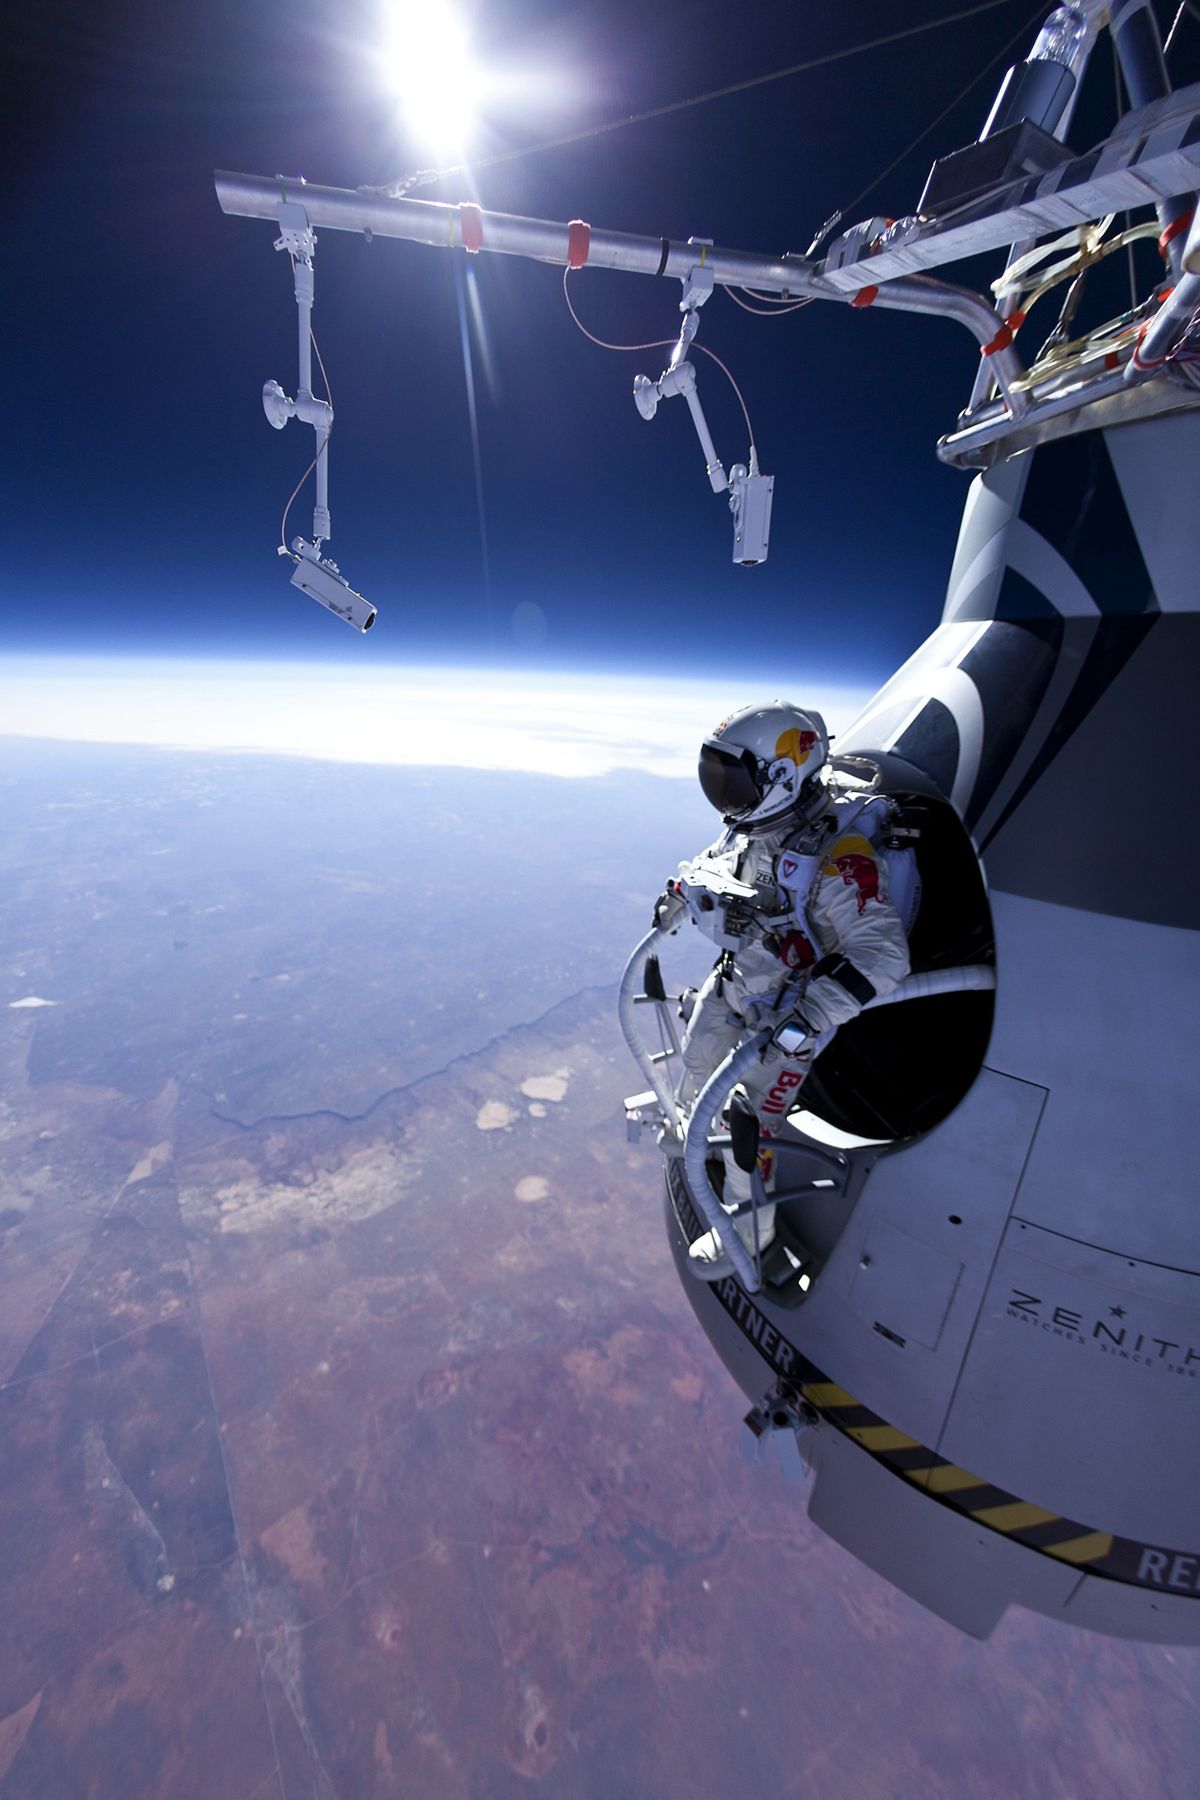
[260,200,376,631]
[633,244,774,564]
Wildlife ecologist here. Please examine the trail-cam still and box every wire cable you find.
[691,342,756,453]
[724,288,813,316]
[1112,35,1139,312]
[1164,2,1200,59]
[562,270,757,453]
[364,0,1031,199]
[561,269,674,353]
[806,0,1047,257]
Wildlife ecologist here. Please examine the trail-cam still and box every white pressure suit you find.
[675,784,911,1218]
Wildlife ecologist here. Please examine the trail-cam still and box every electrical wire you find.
[364,0,1031,199]
[738,288,814,305]
[1164,1,1200,59]
[725,288,814,316]
[806,0,1048,256]
[1112,33,1138,311]
[562,270,758,455]
[561,270,675,353]
[691,342,756,453]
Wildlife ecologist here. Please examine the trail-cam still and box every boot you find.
[688,1178,777,1283]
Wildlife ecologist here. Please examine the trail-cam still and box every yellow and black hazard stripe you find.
[796,1383,1117,1569]
[666,1162,1195,1596]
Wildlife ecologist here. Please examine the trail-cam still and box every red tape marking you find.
[459,203,484,254]
[851,284,878,309]
[566,219,591,270]
[1131,321,1166,371]
[1159,208,1194,261]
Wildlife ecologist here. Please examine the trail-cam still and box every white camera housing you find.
[289,544,377,632]
[730,467,774,566]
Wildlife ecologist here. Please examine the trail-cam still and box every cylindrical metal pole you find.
[215,171,1027,403]
[967,3,1104,413]
[313,425,330,543]
[295,258,314,398]
[1110,0,1194,274]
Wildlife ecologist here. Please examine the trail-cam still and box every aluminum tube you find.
[214,171,1025,385]
[1184,207,1200,276]
[215,171,820,295]
[938,364,1131,459]
[1110,0,1193,275]
[313,424,330,541]
[865,274,1028,416]
[1126,270,1200,378]
[682,1032,772,1294]
[298,306,313,397]
[617,927,682,1131]
[681,384,728,491]
[967,4,1103,414]
[295,264,314,398]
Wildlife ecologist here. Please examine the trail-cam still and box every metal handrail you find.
[618,925,682,1133]
[680,965,998,1293]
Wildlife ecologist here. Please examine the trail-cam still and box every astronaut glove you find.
[653,881,687,932]
[768,1012,818,1060]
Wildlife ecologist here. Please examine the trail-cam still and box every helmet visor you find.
[698,739,761,815]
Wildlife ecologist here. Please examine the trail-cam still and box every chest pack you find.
[677,789,921,957]
[773,791,922,943]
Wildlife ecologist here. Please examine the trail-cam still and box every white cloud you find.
[0,657,873,781]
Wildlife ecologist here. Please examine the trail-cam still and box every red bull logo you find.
[761,1065,809,1116]
[775,727,819,766]
[835,852,879,915]
[824,834,880,916]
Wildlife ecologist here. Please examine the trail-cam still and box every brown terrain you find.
[1,748,1197,1798]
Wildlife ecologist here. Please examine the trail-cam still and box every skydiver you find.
[654,701,911,1280]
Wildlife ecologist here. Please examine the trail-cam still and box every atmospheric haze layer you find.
[0,666,1198,1798]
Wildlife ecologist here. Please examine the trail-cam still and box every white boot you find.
[688,1178,777,1283]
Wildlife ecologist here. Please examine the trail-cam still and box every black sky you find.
[6,1,1195,681]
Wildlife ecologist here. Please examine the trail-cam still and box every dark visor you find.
[698,739,761,814]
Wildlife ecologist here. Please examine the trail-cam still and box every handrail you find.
[618,925,682,1133]
[681,964,997,1292]
[683,1031,773,1293]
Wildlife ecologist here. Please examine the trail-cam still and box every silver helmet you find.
[698,700,829,832]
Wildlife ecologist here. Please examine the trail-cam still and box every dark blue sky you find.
[7,1,1192,682]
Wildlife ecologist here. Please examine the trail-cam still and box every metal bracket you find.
[274,197,316,263]
[680,236,715,311]
[741,1388,815,1482]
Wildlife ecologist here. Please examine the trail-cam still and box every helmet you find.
[698,700,829,832]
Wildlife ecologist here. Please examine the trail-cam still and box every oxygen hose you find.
[680,965,997,1294]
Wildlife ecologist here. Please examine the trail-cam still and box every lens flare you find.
[383,0,485,157]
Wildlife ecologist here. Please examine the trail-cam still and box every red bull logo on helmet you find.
[775,727,819,766]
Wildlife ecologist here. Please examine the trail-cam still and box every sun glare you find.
[384,0,486,159]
